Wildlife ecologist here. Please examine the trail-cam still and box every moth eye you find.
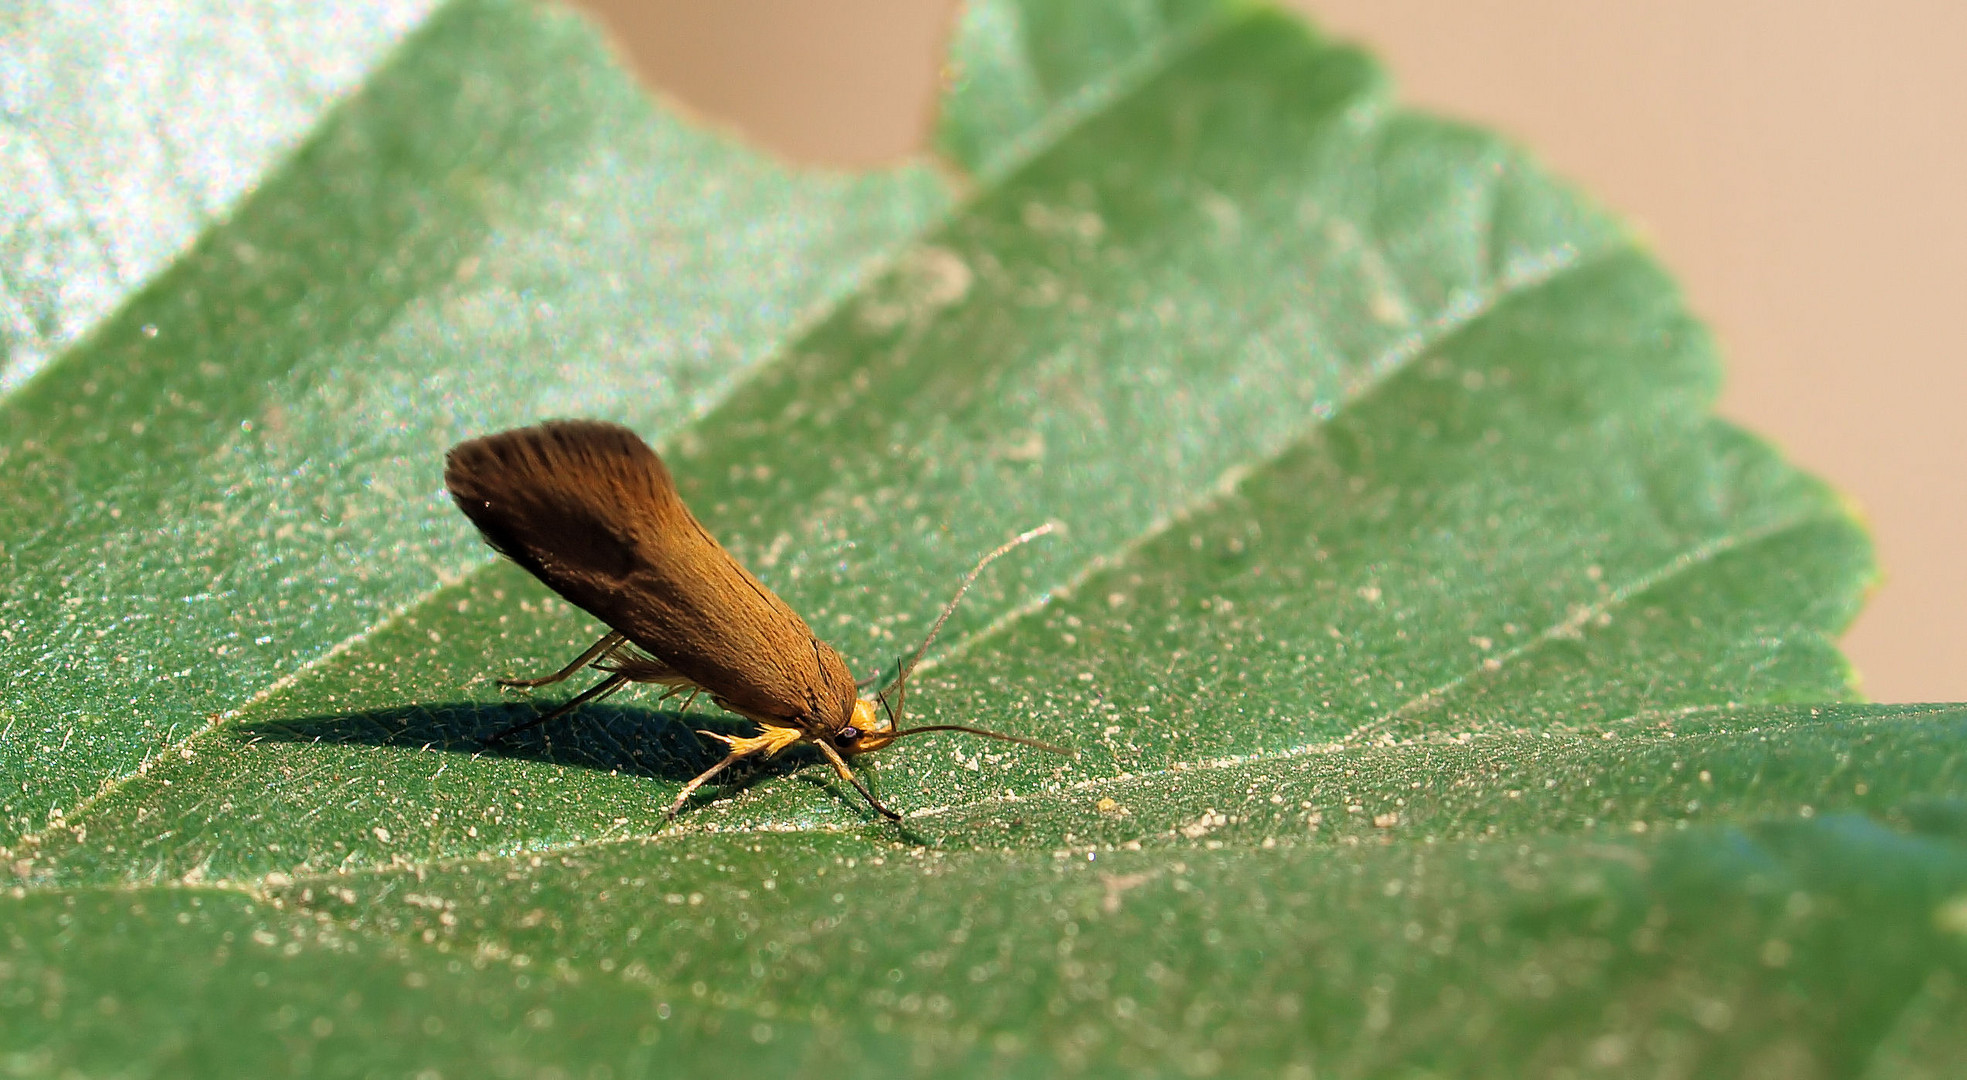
[836,725,862,745]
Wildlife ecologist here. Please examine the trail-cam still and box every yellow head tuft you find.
[839,697,899,754]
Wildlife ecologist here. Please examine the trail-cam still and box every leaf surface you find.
[3,1,1945,1075]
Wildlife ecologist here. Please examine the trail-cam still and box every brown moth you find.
[443,419,1067,820]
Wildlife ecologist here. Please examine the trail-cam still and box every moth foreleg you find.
[814,739,901,821]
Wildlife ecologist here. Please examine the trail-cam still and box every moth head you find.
[834,697,899,755]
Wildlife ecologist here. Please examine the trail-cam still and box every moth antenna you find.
[878,522,1059,722]
[889,724,1076,758]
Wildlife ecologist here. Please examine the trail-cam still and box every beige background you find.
[567,0,1966,703]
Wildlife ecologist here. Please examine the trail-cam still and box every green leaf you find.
[11,707,1967,1075]
[5,0,1948,1075]
[0,0,950,833]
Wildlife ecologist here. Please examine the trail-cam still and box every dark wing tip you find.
[442,420,678,580]
[444,420,663,505]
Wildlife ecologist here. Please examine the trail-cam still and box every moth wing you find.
[443,420,855,727]
[445,421,660,588]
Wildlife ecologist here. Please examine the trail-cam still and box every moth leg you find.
[498,631,625,690]
[814,739,902,821]
[664,747,753,820]
[484,671,630,744]
[667,724,804,820]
